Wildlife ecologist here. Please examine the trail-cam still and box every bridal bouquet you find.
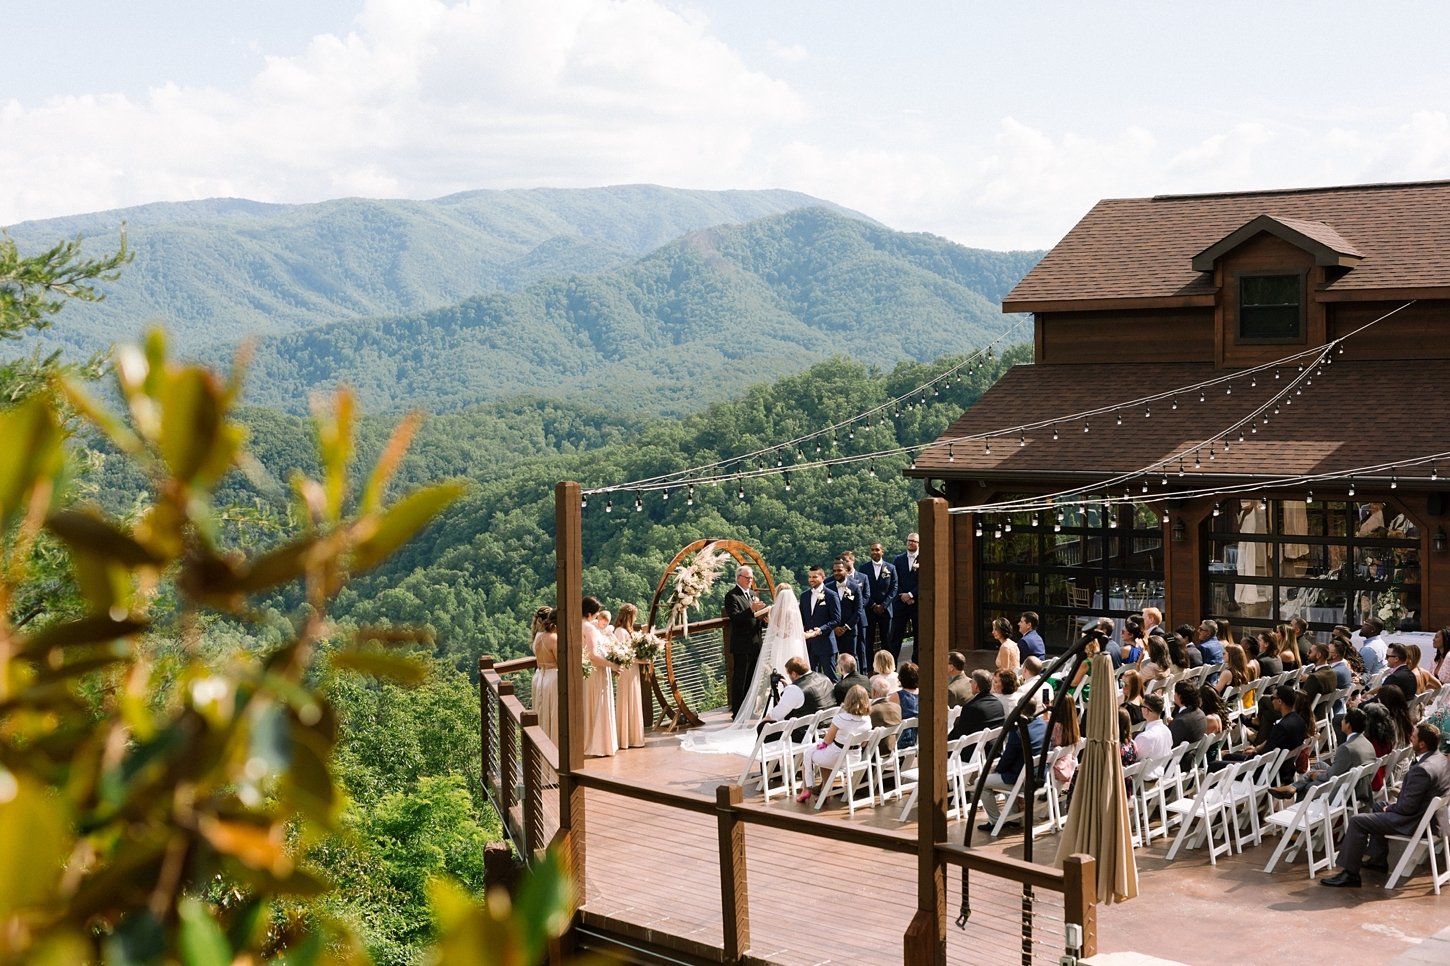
[630,630,663,664]
[667,548,728,633]
[580,650,593,680]
[601,636,634,668]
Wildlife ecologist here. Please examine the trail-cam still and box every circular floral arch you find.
[644,538,774,729]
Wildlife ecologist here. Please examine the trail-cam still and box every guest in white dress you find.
[529,606,560,748]
[612,603,647,749]
[796,685,872,803]
[582,596,618,757]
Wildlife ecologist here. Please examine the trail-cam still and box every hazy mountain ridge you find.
[236,207,1042,415]
[5,185,867,353]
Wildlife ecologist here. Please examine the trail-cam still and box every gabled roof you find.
[1004,180,1450,311]
[1190,214,1363,271]
[907,359,1450,484]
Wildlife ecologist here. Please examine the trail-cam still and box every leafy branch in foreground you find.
[0,330,569,963]
[0,230,130,339]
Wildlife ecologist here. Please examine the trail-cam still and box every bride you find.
[682,583,808,755]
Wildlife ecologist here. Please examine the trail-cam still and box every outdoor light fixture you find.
[1171,518,1186,543]
[1436,527,1448,553]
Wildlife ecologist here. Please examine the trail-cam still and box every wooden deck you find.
[572,711,1448,966]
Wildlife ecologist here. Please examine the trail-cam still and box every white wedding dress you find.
[680,584,809,756]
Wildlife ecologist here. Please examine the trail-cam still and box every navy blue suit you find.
[859,558,897,655]
[800,585,842,681]
[826,575,867,669]
[889,552,920,661]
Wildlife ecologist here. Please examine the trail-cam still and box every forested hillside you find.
[3,186,866,354]
[238,208,1040,414]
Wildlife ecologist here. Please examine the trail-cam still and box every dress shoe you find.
[1321,870,1361,888]
[1269,785,1296,799]
[1361,858,1389,872]
[976,823,996,833]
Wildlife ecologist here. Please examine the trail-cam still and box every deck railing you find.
[479,652,1098,964]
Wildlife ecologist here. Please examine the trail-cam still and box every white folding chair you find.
[880,716,918,803]
[1385,795,1450,895]
[1227,749,1287,851]
[1165,760,1247,865]
[738,716,800,801]
[1262,770,1356,878]
[815,727,882,815]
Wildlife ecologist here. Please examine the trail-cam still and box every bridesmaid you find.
[582,596,618,757]
[612,603,647,749]
[530,606,559,747]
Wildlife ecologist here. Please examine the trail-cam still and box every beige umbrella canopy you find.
[1055,653,1138,904]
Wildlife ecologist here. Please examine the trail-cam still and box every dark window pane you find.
[1239,274,1302,340]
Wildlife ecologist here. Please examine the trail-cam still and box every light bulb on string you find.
[581,494,589,509]
[736,482,745,501]
[1347,479,1356,497]
[784,472,792,492]
[1171,398,1179,410]
[993,524,1003,539]
[1004,518,1013,533]
[1199,390,1205,403]
[1251,375,1257,387]
[1275,369,1281,380]
[687,485,695,506]
[1161,510,1170,524]
[868,461,877,477]
[1434,464,1441,481]
[1052,424,1059,440]
[1226,384,1232,395]
[1212,503,1221,517]
[1116,413,1123,426]
[1194,452,1202,469]
[776,456,784,467]
[1306,490,1314,505]
[984,438,992,455]
[1145,407,1151,418]
[848,429,854,441]
[826,465,834,483]
[1031,514,1040,527]
[1084,421,1090,433]
[948,444,956,463]
[635,493,644,512]
[605,499,614,513]
[662,488,670,501]
[1161,473,1169,486]
[975,518,983,537]
[1019,431,1026,447]
[1178,458,1186,476]
[1208,446,1216,461]
[815,440,822,455]
[1391,471,1398,489]
[1259,497,1268,511]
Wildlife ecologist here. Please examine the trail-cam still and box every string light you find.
[1347,479,1356,497]
[1212,503,1221,517]
[687,485,695,506]
[1052,425,1059,440]
[948,444,956,463]
[783,472,792,492]
[1019,431,1026,447]
[605,499,614,513]
[736,482,745,501]
[581,494,589,509]
[635,493,644,512]
[662,488,670,501]
[984,438,992,455]
[975,518,983,537]
[1391,471,1398,489]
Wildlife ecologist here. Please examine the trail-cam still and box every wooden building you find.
[909,180,1450,649]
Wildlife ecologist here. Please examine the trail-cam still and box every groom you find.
[800,565,842,682]
[724,565,768,717]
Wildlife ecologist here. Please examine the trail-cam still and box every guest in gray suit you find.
[1272,707,1376,802]
[1322,723,1450,887]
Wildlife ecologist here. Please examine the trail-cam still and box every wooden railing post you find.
[1062,854,1097,959]
[520,712,541,857]
[497,682,517,822]
[480,656,495,798]
[555,481,587,921]
[907,497,950,966]
[716,784,750,963]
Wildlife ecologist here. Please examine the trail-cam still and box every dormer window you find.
[1237,272,1304,342]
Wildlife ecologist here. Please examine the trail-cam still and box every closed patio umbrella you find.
[1055,653,1137,903]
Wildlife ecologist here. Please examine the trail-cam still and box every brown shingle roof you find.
[1005,180,1450,310]
[908,359,1450,485]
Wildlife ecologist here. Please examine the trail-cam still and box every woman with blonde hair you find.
[871,649,900,694]
[612,603,647,750]
[797,685,872,803]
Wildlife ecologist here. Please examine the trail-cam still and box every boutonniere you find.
[909,561,918,572]
[841,588,854,600]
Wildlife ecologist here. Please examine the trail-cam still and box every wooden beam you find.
[1062,853,1098,959]
[555,481,587,919]
[715,785,750,963]
[908,496,950,966]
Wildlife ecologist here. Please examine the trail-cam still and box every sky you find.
[3,0,1450,250]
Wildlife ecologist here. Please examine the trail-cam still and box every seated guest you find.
[832,653,871,705]
[1118,708,1139,777]
[1358,616,1388,676]
[1017,611,1046,661]
[977,695,1047,833]
[1301,643,1339,718]
[1196,619,1224,666]
[796,685,873,803]
[1132,694,1174,779]
[1173,626,1204,668]
[1120,669,1146,725]
[949,669,1006,753]
[1254,630,1284,677]
[869,678,901,755]
[1137,635,1170,684]
[992,617,1021,674]
[1119,617,1146,668]
[946,651,971,708]
[1377,643,1420,700]
[893,661,920,748]
[1021,656,1053,706]
[1227,685,1306,784]
[871,649,900,695]
[1169,680,1207,747]
[761,656,835,740]
[1142,606,1164,639]
[1409,644,1441,693]
[1198,685,1228,765]
[992,668,1020,715]
[1323,723,1450,887]
[1272,707,1376,801]
[1212,642,1252,695]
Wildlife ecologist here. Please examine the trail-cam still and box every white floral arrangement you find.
[630,630,663,664]
[1375,589,1406,630]
[580,650,593,679]
[666,548,728,633]
[601,635,634,667]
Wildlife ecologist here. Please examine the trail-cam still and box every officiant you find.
[724,565,769,716]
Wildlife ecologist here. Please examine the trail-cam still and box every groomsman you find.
[800,565,842,681]
[859,541,897,657]
[889,532,920,662]
[827,557,868,671]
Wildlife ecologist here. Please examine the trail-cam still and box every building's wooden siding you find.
[1327,300,1450,359]
[1036,309,1214,365]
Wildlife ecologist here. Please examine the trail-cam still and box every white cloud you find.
[0,0,804,225]
[766,40,809,63]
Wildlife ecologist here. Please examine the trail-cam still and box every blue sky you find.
[4,0,1448,248]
